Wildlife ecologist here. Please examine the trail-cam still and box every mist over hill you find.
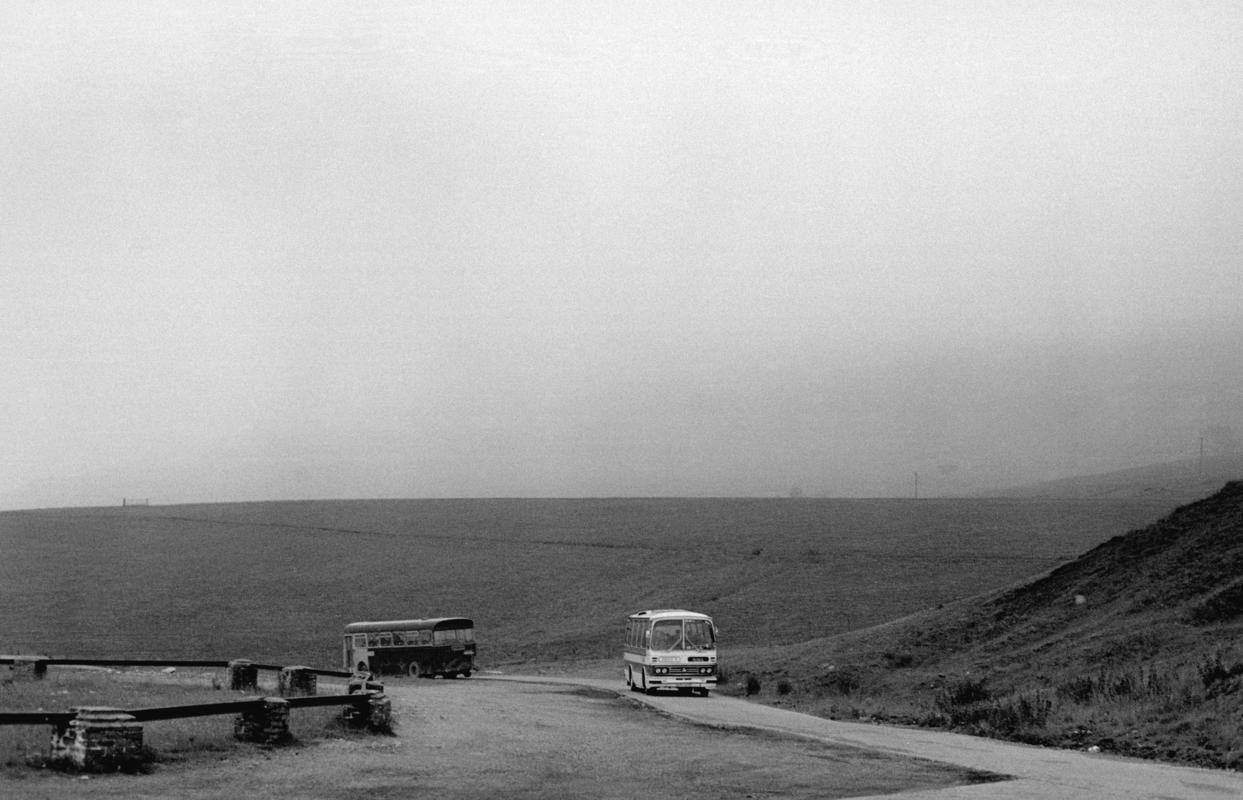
[974,454,1243,502]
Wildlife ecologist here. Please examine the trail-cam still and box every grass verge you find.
[1,667,350,775]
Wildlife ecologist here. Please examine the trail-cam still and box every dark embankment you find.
[738,481,1243,768]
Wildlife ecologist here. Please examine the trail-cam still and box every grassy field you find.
[1,497,1169,671]
[0,666,344,774]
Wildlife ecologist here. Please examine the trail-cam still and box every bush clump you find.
[817,665,863,695]
[932,677,1052,738]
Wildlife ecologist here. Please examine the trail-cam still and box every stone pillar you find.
[50,707,144,772]
[279,665,317,697]
[343,692,393,733]
[366,693,393,733]
[228,658,258,691]
[233,697,290,745]
[9,655,48,680]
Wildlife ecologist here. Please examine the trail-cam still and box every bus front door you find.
[348,633,371,673]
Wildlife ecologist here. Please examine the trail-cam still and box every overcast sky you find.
[3,1,1241,509]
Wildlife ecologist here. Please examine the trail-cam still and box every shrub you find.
[817,665,863,695]
[1199,651,1230,688]
[1008,690,1053,731]
[745,675,761,696]
[883,651,916,668]
[1198,650,1243,697]
[932,679,1051,736]
[932,676,992,729]
[776,679,793,696]
[1058,674,1095,704]
[936,676,990,709]
[1057,666,1174,706]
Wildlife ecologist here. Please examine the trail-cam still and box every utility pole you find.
[1200,437,1205,477]
[913,471,919,500]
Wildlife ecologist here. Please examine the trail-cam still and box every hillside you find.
[976,454,1243,501]
[1,497,1165,668]
[745,482,1243,768]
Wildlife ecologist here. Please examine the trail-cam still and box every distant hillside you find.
[744,481,1243,768]
[977,454,1243,501]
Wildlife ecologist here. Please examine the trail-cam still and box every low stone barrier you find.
[8,656,48,681]
[233,697,290,745]
[1,658,397,771]
[50,707,144,771]
[279,665,317,697]
[228,658,258,691]
[343,692,393,733]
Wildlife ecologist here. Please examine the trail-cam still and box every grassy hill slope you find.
[741,481,1243,768]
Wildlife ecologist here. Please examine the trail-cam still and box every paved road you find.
[487,675,1243,800]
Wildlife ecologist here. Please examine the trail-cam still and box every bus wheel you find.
[458,670,472,678]
[407,661,423,678]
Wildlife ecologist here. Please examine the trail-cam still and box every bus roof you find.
[344,617,473,633]
[626,609,712,622]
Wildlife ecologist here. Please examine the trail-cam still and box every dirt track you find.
[7,674,1243,799]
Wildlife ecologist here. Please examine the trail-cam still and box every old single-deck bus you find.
[343,617,475,678]
[623,609,717,695]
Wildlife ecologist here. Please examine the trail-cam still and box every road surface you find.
[9,672,1243,799]
[499,674,1243,799]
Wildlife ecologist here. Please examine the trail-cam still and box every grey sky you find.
[3,1,1241,508]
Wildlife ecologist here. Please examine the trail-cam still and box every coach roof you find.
[344,617,472,633]
[627,609,712,621]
